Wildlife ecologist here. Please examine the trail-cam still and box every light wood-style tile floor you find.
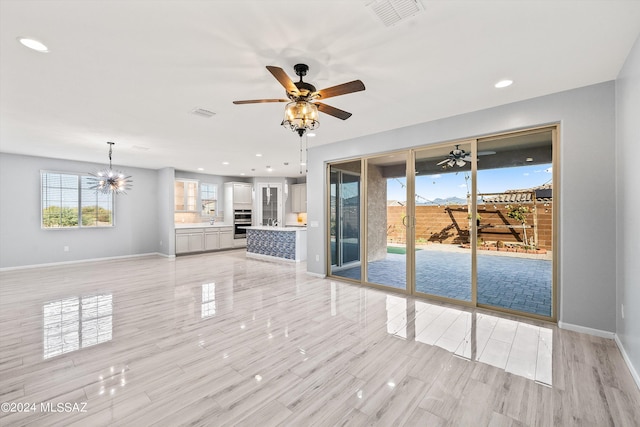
[1,250,639,426]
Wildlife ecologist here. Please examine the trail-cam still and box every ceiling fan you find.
[233,64,365,136]
[437,145,470,168]
[437,145,496,168]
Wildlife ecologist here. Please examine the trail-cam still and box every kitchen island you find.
[243,226,307,262]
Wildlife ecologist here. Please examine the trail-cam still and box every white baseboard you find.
[558,321,616,339]
[306,271,326,278]
[0,252,170,271]
[245,252,300,263]
[615,334,640,391]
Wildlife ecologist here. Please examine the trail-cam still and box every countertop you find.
[175,223,233,229]
[242,226,307,232]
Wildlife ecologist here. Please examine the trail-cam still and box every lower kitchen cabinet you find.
[176,229,204,253]
[176,226,235,254]
[175,233,191,253]
[220,229,234,249]
[205,231,220,250]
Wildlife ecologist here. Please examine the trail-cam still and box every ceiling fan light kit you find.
[233,63,365,137]
[282,100,319,137]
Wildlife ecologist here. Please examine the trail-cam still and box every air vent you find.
[191,108,216,118]
[367,0,423,27]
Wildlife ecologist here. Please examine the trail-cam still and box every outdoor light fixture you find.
[281,100,319,137]
[88,142,133,195]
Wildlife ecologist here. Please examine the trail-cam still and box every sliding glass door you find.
[365,153,409,291]
[413,143,473,303]
[329,161,362,280]
[476,130,554,317]
[326,126,556,321]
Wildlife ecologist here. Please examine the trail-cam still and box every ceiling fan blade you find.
[315,102,352,120]
[436,159,450,165]
[316,80,365,100]
[266,66,298,95]
[233,99,289,104]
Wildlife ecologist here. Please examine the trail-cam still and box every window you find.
[200,183,218,217]
[41,172,114,228]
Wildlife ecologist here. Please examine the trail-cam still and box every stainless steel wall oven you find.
[233,209,252,239]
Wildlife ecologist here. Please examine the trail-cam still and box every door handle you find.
[402,216,408,227]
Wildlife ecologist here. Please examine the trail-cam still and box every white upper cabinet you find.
[291,183,307,213]
[175,179,198,212]
[224,182,253,214]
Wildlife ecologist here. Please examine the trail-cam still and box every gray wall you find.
[616,35,640,382]
[307,81,616,333]
[157,167,176,256]
[0,153,160,268]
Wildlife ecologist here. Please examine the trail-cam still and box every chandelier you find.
[88,142,133,195]
[281,100,319,137]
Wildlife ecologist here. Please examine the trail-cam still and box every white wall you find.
[307,81,617,333]
[616,34,640,383]
[0,153,160,268]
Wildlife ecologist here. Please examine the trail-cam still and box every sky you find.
[388,163,553,202]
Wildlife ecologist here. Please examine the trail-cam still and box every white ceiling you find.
[1,0,639,178]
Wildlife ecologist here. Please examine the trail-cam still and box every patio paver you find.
[333,247,552,317]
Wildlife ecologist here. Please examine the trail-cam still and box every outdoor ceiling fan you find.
[437,145,471,168]
[233,64,366,136]
[437,145,496,169]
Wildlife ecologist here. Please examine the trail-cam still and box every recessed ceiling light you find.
[197,167,204,171]
[300,162,307,166]
[495,79,513,88]
[17,37,49,53]
[307,133,316,137]
[240,173,246,176]
[222,161,229,165]
[256,153,262,157]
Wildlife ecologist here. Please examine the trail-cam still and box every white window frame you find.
[41,170,115,229]
[200,183,218,217]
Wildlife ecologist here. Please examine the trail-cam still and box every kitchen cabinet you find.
[204,230,220,250]
[175,226,234,254]
[175,180,198,212]
[291,183,307,213]
[176,229,204,253]
[225,182,252,210]
[220,228,234,249]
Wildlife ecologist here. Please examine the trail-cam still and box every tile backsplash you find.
[174,212,223,224]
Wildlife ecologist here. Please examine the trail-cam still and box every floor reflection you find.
[43,293,113,359]
[201,283,216,318]
[382,296,553,385]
